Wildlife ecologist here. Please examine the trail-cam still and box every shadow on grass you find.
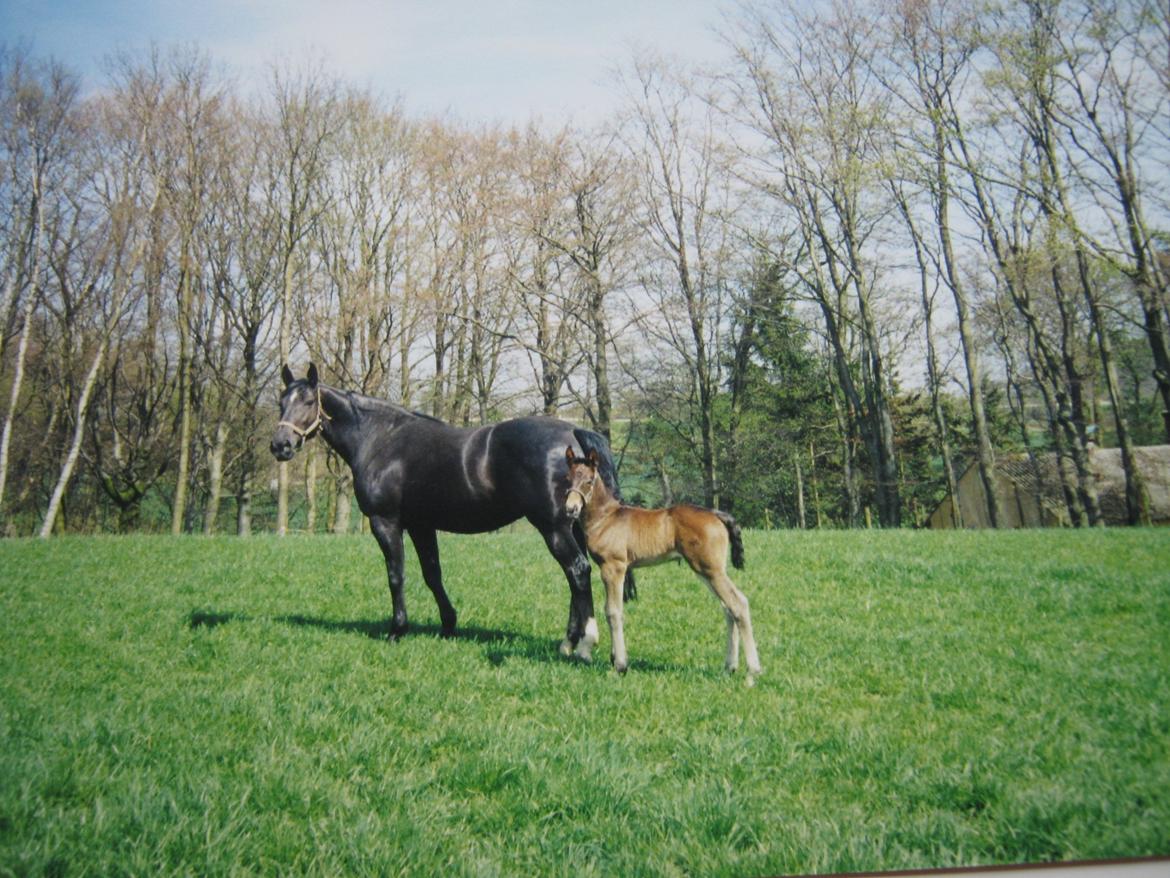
[186,609,726,678]
[187,608,561,665]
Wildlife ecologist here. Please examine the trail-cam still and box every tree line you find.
[1,0,1167,537]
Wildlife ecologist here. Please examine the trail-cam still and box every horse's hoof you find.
[559,638,574,658]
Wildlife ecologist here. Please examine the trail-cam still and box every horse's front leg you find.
[408,526,457,636]
[541,525,597,661]
[600,560,630,673]
[370,515,408,636]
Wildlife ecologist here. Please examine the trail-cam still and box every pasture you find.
[2,529,1168,876]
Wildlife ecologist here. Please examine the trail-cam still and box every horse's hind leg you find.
[408,526,457,636]
[541,525,598,661]
[704,570,762,683]
[723,606,741,673]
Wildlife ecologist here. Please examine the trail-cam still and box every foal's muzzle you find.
[564,487,588,520]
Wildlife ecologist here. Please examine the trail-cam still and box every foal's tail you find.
[714,510,745,570]
[573,427,637,602]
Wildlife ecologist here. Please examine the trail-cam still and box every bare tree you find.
[619,53,738,508]
[883,0,1003,527]
[724,0,903,525]
[39,87,161,537]
[265,58,340,534]
[309,89,415,531]
[1051,0,1170,442]
[0,52,79,527]
[548,133,637,440]
[503,123,583,415]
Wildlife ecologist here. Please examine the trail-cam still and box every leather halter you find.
[566,455,598,508]
[278,387,331,445]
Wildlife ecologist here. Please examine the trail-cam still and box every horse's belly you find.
[403,497,520,534]
[630,549,681,569]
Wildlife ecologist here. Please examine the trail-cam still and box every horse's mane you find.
[340,388,444,424]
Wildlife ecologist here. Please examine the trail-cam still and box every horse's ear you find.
[281,364,295,388]
[588,449,599,467]
[306,363,319,388]
[566,446,575,465]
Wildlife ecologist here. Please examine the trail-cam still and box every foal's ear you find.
[566,446,576,465]
[587,449,599,467]
[306,363,319,388]
[281,364,295,388]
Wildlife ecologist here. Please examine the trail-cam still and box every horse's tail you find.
[573,427,638,602]
[714,510,745,570]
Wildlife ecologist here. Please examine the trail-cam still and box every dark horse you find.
[270,363,626,659]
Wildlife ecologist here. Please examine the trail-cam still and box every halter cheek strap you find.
[567,477,596,508]
[278,388,332,445]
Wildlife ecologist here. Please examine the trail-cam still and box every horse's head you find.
[271,363,328,461]
[564,446,600,519]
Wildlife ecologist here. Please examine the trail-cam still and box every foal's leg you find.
[704,569,762,683]
[600,560,630,673]
[408,526,457,636]
[370,515,408,636]
[541,525,598,661]
[724,606,741,673]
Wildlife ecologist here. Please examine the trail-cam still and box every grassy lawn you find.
[1,528,1168,876]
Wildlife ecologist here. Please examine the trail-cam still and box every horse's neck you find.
[317,385,363,463]
[584,483,623,532]
[318,385,416,465]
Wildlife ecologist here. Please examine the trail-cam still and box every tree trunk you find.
[305,442,317,533]
[656,455,674,506]
[333,469,352,535]
[590,280,612,440]
[40,340,107,538]
[202,421,229,534]
[1081,255,1149,524]
[277,251,295,535]
[0,190,44,521]
[933,160,999,528]
[236,472,252,537]
[0,282,37,519]
[794,456,806,530]
[171,257,194,534]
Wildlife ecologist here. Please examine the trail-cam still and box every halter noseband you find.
[278,387,332,446]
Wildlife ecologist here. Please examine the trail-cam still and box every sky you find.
[1,0,730,124]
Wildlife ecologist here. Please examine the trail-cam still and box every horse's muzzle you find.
[270,436,295,461]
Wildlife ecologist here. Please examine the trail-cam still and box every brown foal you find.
[564,448,762,683]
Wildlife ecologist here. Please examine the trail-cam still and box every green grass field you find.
[2,529,1168,876]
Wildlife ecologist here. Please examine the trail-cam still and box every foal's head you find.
[271,363,328,461]
[564,447,600,519]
